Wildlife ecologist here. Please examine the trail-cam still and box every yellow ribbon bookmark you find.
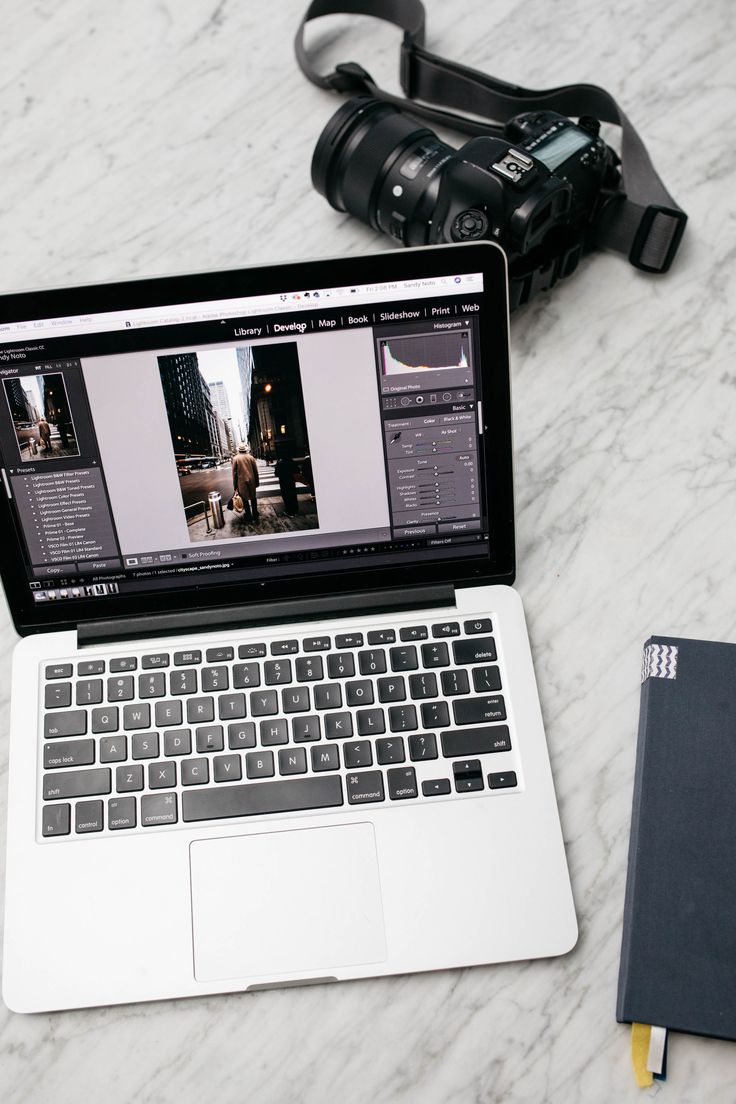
[631,1023,654,1086]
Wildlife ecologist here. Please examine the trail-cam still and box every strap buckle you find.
[629,205,687,274]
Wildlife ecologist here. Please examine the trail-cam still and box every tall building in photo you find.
[158,353,220,458]
[236,347,255,446]
[247,344,310,460]
[5,378,33,423]
[209,380,231,422]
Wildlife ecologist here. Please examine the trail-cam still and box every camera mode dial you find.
[451,208,489,241]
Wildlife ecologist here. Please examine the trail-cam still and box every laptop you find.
[0,241,576,1012]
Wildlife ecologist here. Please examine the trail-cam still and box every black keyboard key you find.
[472,665,502,693]
[214,754,242,782]
[356,708,385,736]
[376,737,405,765]
[344,740,373,768]
[206,646,234,663]
[335,633,363,649]
[324,711,353,739]
[408,672,438,699]
[181,758,209,786]
[388,705,417,732]
[264,659,292,685]
[399,625,428,641]
[110,657,137,672]
[91,706,119,733]
[259,719,288,746]
[346,680,374,706]
[218,693,247,720]
[139,672,166,699]
[359,649,387,675]
[76,679,103,705]
[282,686,310,713]
[367,629,395,645]
[314,683,342,710]
[245,751,275,779]
[228,722,256,749]
[142,652,170,669]
[44,711,87,739]
[107,676,134,701]
[489,770,517,789]
[44,739,95,770]
[441,669,470,696]
[75,800,104,833]
[421,642,450,668]
[311,744,340,772]
[123,703,151,730]
[116,764,144,792]
[295,656,323,682]
[108,797,136,830]
[42,803,71,836]
[292,715,321,742]
[196,725,224,752]
[78,659,105,676]
[149,762,177,789]
[409,733,438,761]
[238,642,267,659]
[278,747,307,775]
[421,701,450,729]
[202,666,229,692]
[388,767,418,800]
[453,637,497,664]
[155,700,183,727]
[170,668,198,695]
[46,663,72,680]
[187,696,216,723]
[422,778,451,797]
[175,649,202,666]
[270,640,298,655]
[389,646,418,672]
[141,792,178,827]
[453,696,506,725]
[249,690,278,717]
[44,768,111,800]
[303,636,331,652]
[131,733,159,759]
[346,770,384,805]
[327,652,355,678]
[453,759,484,792]
[45,683,72,709]
[432,622,460,638]
[99,735,127,762]
[233,663,260,689]
[442,726,511,757]
[183,775,344,821]
[377,676,406,703]
[163,729,191,756]
[464,618,493,635]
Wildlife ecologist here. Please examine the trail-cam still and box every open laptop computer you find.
[0,241,576,1012]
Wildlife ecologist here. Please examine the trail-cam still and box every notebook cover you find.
[617,635,736,1040]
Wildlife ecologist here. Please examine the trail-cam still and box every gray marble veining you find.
[1,1,735,1101]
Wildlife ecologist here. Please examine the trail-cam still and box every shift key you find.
[44,768,111,800]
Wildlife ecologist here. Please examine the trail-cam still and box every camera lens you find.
[311,96,455,245]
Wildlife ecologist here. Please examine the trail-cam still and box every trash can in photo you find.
[209,491,225,529]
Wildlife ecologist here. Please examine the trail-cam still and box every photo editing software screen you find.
[0,270,489,606]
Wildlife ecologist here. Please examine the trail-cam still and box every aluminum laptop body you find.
[0,243,577,1012]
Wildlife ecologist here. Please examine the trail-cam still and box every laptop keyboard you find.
[39,616,520,839]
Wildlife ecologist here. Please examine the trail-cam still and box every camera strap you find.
[295,0,687,275]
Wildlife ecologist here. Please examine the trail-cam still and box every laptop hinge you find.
[77,584,457,648]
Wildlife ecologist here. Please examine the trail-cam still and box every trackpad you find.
[190,823,387,981]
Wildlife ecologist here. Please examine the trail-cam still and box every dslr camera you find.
[312,96,622,308]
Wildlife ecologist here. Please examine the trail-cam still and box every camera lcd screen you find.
[533,127,590,172]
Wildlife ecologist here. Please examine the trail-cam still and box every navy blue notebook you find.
[617,635,736,1040]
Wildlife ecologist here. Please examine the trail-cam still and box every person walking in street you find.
[232,443,260,523]
[37,417,52,453]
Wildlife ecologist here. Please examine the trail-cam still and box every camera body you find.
[312,98,622,306]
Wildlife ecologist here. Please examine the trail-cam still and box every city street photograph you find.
[3,372,80,461]
[157,342,319,541]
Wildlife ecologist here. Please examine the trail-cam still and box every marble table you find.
[1,1,734,1101]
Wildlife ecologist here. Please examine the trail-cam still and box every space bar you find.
[182,776,344,822]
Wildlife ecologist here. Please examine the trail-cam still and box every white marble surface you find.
[1,0,735,1100]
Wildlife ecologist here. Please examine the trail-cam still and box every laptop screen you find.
[0,244,513,632]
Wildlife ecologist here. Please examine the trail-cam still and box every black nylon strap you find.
[295,0,686,273]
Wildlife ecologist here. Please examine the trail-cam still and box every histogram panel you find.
[381,332,470,375]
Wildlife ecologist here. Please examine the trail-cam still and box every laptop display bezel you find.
[0,242,514,636]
